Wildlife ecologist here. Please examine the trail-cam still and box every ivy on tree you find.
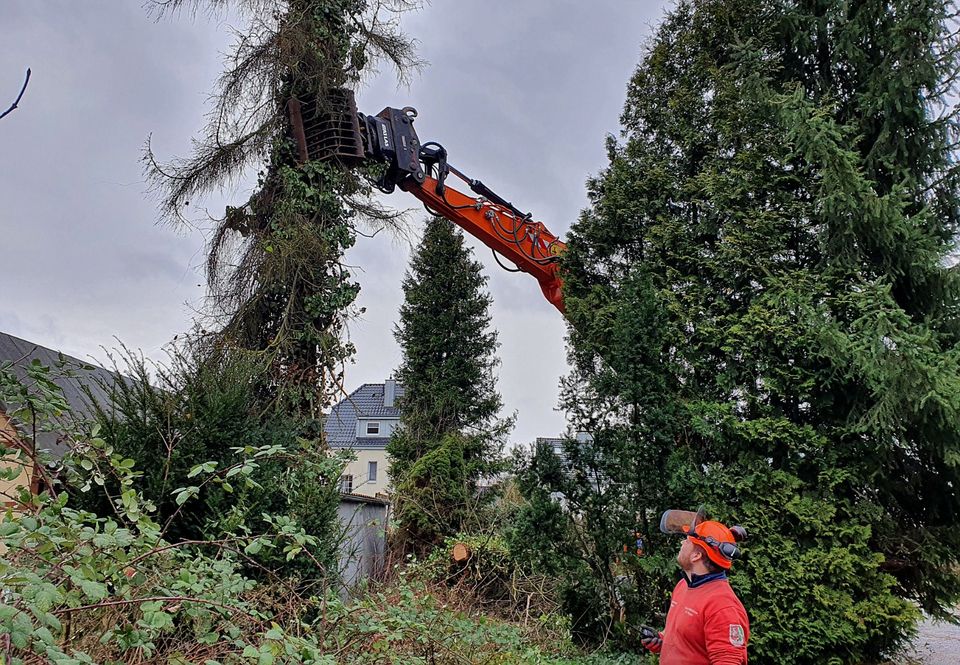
[145,0,421,419]
[131,0,420,580]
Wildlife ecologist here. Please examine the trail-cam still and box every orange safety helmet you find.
[687,520,739,570]
[660,508,747,570]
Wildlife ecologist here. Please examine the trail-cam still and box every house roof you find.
[340,492,390,506]
[324,382,403,449]
[0,331,119,457]
[536,436,573,466]
[536,437,563,448]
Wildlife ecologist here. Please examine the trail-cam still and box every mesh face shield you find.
[659,507,706,535]
[660,508,747,566]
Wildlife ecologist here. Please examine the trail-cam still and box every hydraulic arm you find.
[287,91,567,312]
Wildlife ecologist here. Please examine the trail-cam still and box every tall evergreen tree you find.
[388,217,511,550]
[519,0,960,662]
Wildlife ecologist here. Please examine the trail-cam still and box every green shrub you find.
[0,359,344,663]
[73,346,346,580]
[1,359,646,663]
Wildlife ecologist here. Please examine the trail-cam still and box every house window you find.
[368,461,378,482]
[340,474,353,494]
[366,421,380,435]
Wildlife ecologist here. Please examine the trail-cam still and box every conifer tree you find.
[388,217,510,550]
[519,1,960,661]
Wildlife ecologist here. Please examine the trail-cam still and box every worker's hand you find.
[640,625,663,653]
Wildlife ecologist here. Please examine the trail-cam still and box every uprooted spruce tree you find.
[387,216,511,553]
[515,0,960,662]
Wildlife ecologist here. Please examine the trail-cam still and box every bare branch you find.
[54,594,247,617]
[0,68,31,121]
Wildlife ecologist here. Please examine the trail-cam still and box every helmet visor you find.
[659,508,705,535]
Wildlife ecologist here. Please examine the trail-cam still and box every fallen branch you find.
[53,595,245,616]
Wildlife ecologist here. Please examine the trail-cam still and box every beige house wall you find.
[339,448,390,498]
[0,410,32,510]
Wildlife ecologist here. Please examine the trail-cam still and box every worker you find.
[641,509,749,664]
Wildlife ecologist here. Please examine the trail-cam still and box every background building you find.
[323,379,401,498]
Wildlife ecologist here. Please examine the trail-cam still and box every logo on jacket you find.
[729,624,745,647]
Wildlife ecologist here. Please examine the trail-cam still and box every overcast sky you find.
[1,1,672,446]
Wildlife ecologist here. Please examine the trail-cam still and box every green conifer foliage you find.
[388,217,511,550]
[522,1,960,661]
[73,347,344,578]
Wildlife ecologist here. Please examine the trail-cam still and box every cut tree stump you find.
[452,542,470,562]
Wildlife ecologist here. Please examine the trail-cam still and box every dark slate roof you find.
[536,436,569,465]
[536,437,563,449]
[324,382,403,449]
[0,331,120,457]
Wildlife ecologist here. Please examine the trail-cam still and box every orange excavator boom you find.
[400,175,565,312]
[287,92,567,313]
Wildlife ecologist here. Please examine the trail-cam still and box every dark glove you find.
[640,625,663,652]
